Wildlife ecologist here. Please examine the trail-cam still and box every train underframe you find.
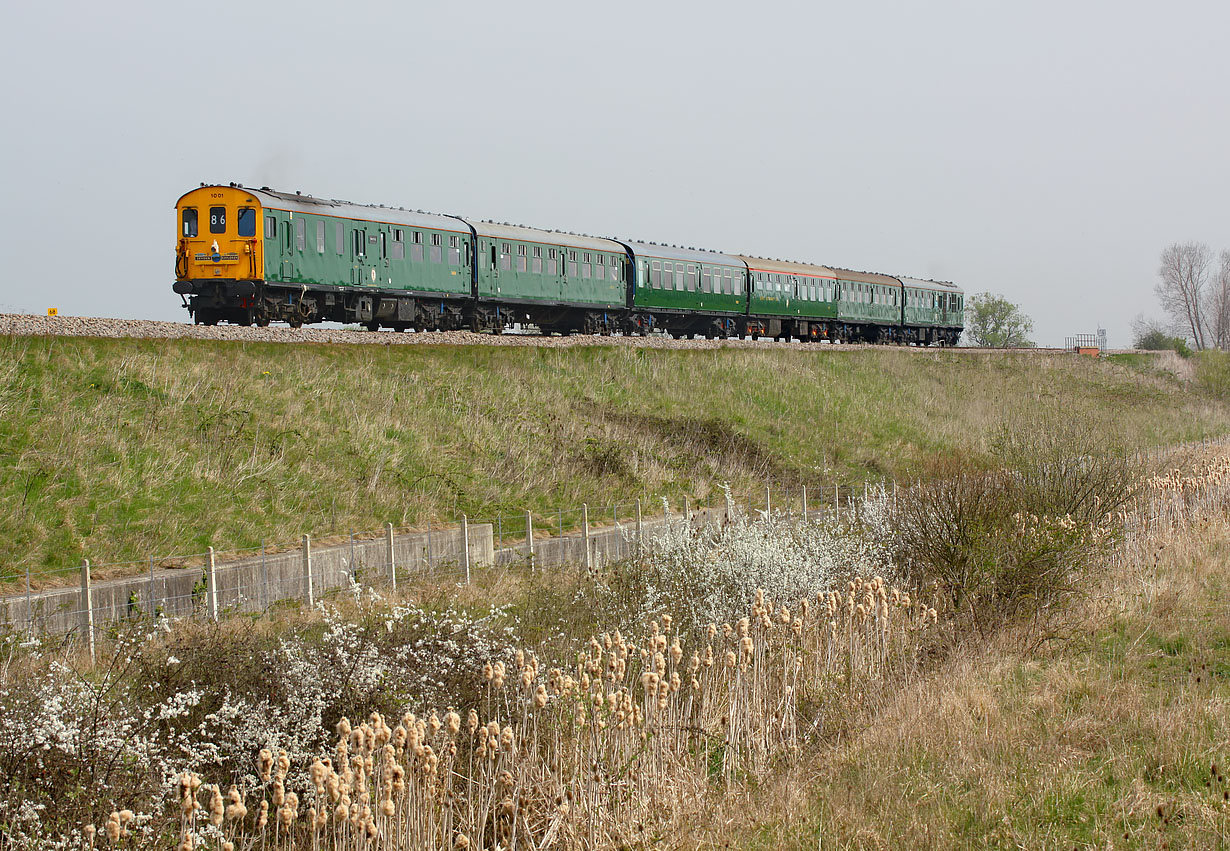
[177,280,959,344]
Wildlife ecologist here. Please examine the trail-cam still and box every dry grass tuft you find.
[699,452,1230,850]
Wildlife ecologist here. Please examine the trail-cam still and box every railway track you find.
[0,313,1087,353]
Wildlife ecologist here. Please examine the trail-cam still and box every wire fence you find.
[3,435,1228,655]
[0,481,890,650]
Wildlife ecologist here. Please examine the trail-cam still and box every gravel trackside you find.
[0,313,1082,352]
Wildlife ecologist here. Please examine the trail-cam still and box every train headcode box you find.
[47,308,58,316]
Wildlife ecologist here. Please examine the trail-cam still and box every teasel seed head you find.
[208,785,225,826]
[105,814,120,842]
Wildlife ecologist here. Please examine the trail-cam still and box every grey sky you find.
[2,0,1227,347]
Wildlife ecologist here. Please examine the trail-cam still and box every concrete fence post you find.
[386,523,396,592]
[724,489,733,522]
[303,534,314,607]
[683,496,690,527]
[765,486,772,519]
[635,498,643,551]
[80,559,95,664]
[802,485,808,521]
[525,511,534,561]
[462,515,471,584]
[25,564,32,633]
[582,503,592,572]
[206,547,219,621]
[834,482,840,518]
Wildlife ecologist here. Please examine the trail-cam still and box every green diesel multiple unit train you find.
[174,184,963,344]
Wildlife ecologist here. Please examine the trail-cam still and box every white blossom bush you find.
[0,595,522,848]
[589,497,898,637]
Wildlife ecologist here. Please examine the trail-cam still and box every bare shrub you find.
[893,418,1139,634]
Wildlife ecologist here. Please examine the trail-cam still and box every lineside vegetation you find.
[6,420,1225,848]
[1,335,1224,579]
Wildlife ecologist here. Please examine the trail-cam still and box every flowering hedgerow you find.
[0,493,923,849]
[589,494,897,637]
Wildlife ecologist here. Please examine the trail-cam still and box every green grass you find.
[0,338,1224,579]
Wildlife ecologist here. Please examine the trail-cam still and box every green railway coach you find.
[740,256,838,341]
[627,243,746,338]
[830,269,904,343]
[899,276,963,345]
[471,222,627,334]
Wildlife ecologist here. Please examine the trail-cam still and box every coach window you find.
[429,233,442,264]
[209,206,226,233]
[392,229,405,260]
[335,222,343,255]
[685,265,696,291]
[264,214,276,240]
[611,258,621,281]
[724,270,733,294]
[295,218,305,251]
[182,208,198,237]
[650,260,661,288]
[548,248,558,276]
[316,221,325,253]
[237,207,256,237]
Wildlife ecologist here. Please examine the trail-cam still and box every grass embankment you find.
[1,337,1225,577]
[714,518,1230,849]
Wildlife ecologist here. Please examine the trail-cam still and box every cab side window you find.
[265,215,276,240]
[209,206,226,233]
[182,208,198,237]
[237,207,256,237]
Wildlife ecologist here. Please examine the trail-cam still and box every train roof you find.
[199,185,471,233]
[735,256,837,279]
[622,242,744,267]
[897,276,963,294]
[465,220,623,253]
[830,268,902,287]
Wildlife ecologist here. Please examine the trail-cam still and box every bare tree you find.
[1156,242,1211,350]
[1213,250,1230,350]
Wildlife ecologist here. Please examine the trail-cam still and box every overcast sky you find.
[2,0,1227,346]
